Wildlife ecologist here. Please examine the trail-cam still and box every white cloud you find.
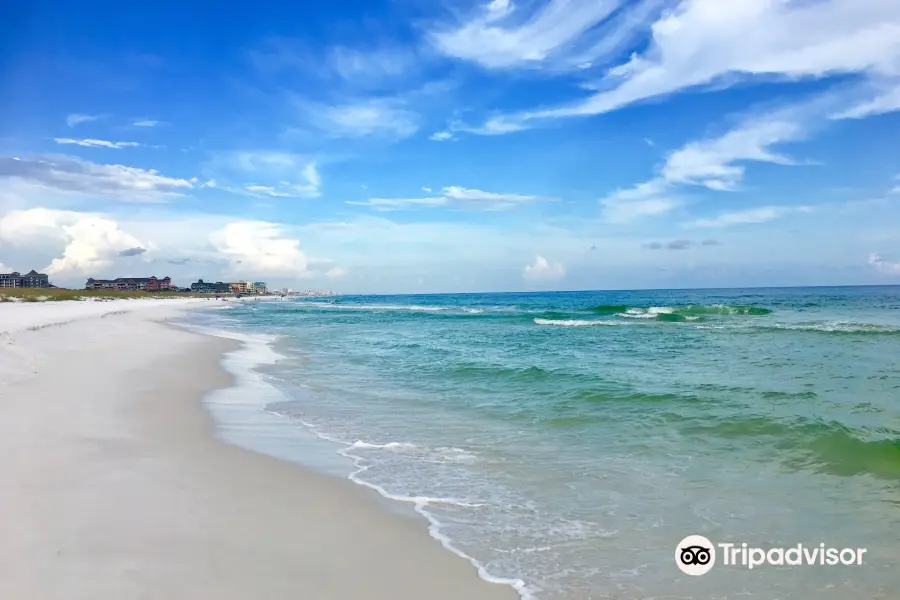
[0,208,146,275]
[601,179,680,223]
[0,155,193,202]
[421,186,432,193]
[132,120,162,127]
[326,45,416,85]
[465,0,900,132]
[832,79,900,119]
[868,253,900,275]
[661,117,803,191]
[212,152,321,198]
[347,197,448,211]
[428,0,656,70]
[66,114,103,127]
[348,185,553,211]
[325,266,346,278]
[688,205,812,228]
[209,221,311,276]
[250,37,419,91]
[523,255,565,281]
[296,98,419,139]
[430,131,454,141]
[445,118,528,137]
[54,138,141,149]
[600,108,806,222]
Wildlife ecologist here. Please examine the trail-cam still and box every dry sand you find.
[0,301,520,600]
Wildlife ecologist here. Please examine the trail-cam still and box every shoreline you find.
[0,301,520,600]
[180,318,533,598]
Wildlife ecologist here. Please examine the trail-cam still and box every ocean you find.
[182,286,900,599]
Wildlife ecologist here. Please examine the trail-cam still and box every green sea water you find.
[191,286,900,599]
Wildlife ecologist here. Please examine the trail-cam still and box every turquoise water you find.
[189,287,900,599]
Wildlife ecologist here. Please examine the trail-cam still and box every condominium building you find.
[190,279,232,294]
[0,270,51,288]
[85,276,173,291]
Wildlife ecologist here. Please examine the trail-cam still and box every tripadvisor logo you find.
[675,535,867,575]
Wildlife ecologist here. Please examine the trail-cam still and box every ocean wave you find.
[749,322,900,335]
[534,318,629,327]
[587,304,630,314]
[616,305,770,321]
[679,416,900,479]
[319,303,453,312]
[349,440,421,451]
[348,440,480,464]
[336,445,534,599]
[259,409,533,597]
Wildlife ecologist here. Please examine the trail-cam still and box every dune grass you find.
[0,288,214,302]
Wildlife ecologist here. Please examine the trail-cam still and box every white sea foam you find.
[304,302,451,312]
[349,440,420,451]
[618,306,674,319]
[534,318,628,327]
[178,316,535,600]
[752,321,900,334]
[337,444,535,600]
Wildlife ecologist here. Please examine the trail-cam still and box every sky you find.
[1,0,899,293]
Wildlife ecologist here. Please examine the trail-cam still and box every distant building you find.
[0,270,51,288]
[86,276,173,291]
[252,281,267,295]
[190,279,232,294]
[229,281,251,295]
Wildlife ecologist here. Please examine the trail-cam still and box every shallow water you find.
[187,287,900,599]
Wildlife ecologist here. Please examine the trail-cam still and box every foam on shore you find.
[176,316,535,600]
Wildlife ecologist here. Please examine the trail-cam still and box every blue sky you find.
[1,0,899,293]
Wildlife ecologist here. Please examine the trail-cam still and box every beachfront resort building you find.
[228,281,251,294]
[85,276,174,291]
[190,279,232,294]
[225,281,268,295]
[0,270,52,288]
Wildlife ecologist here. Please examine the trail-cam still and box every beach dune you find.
[0,302,519,600]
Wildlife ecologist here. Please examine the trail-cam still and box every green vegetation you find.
[0,287,212,302]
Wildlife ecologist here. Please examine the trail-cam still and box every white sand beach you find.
[0,300,519,600]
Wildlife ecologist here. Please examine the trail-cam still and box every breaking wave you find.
[533,319,631,327]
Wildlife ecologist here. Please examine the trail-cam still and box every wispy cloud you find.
[348,185,554,211]
[868,252,900,275]
[326,45,418,87]
[832,79,900,120]
[250,37,420,91]
[54,138,142,149]
[688,205,813,228]
[600,103,812,222]
[601,179,681,223]
[206,151,321,198]
[661,118,803,191]
[460,0,900,133]
[428,0,660,71]
[295,98,419,139]
[66,113,104,127]
[132,119,163,127]
[0,155,192,202]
